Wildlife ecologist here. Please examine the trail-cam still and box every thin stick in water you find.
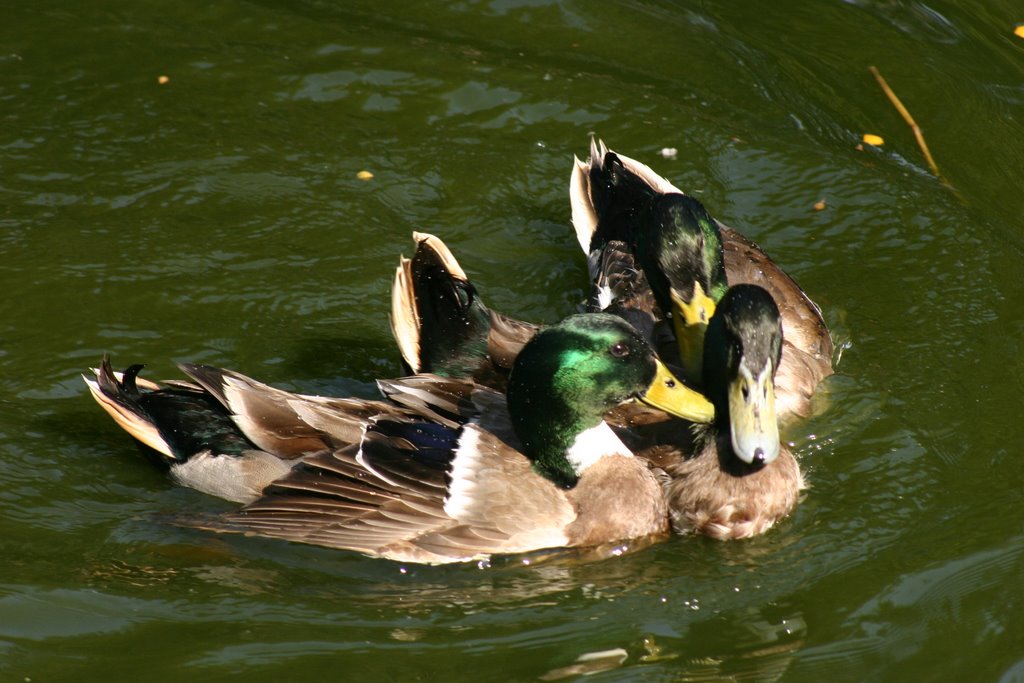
[869,66,941,178]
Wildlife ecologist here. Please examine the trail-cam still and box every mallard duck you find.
[85,313,716,563]
[571,139,833,418]
[391,238,803,538]
[652,284,803,539]
[393,142,830,419]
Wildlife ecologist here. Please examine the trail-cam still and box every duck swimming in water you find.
[390,232,804,539]
[85,313,714,562]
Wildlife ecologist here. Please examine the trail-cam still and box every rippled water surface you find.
[4,1,1024,680]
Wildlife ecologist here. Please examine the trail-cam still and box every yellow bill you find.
[640,358,714,424]
[728,360,780,465]
[670,284,717,386]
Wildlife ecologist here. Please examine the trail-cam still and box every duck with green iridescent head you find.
[392,141,831,420]
[391,234,804,539]
[571,139,833,419]
[85,313,714,563]
[590,190,727,388]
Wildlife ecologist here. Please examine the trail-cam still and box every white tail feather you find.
[390,254,422,373]
[83,375,173,458]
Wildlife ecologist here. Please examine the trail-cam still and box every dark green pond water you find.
[4,1,1024,680]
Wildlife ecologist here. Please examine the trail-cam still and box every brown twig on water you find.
[869,66,941,178]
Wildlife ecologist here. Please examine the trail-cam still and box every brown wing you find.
[204,432,460,563]
[720,225,832,359]
[375,374,477,426]
[485,310,538,373]
[194,407,575,564]
[719,224,833,417]
[773,340,832,419]
[179,364,345,458]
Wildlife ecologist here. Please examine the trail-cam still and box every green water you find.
[4,1,1024,680]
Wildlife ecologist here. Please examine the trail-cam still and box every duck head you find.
[506,313,713,487]
[638,194,728,385]
[703,285,783,467]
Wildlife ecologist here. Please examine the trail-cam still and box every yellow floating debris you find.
[157,75,170,85]
[1015,24,1024,39]
[862,133,884,146]
[356,170,374,181]
[813,198,827,211]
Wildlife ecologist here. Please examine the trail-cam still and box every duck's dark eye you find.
[609,342,630,358]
